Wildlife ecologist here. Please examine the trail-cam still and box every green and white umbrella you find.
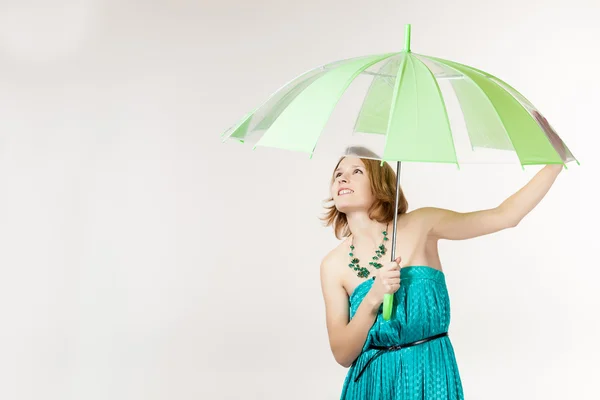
[220,24,578,320]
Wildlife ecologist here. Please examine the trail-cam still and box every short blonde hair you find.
[320,148,408,239]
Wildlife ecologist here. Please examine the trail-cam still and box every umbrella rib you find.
[410,56,420,152]
[381,53,408,164]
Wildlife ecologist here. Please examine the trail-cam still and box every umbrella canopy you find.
[221,25,577,168]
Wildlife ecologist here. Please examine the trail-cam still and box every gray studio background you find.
[0,1,598,399]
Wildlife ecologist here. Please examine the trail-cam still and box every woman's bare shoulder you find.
[320,238,350,275]
[404,207,434,218]
[403,207,440,228]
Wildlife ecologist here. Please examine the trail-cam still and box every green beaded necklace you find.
[348,226,389,279]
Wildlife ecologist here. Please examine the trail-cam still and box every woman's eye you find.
[354,169,362,174]
[335,173,342,178]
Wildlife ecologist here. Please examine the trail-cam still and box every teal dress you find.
[340,266,464,400]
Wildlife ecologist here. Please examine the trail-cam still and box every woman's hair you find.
[320,147,409,239]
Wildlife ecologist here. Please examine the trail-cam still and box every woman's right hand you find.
[367,256,401,307]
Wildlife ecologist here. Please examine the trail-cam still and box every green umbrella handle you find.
[383,294,394,320]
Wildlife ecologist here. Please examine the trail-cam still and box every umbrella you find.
[220,24,578,320]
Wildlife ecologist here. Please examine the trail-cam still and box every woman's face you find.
[330,156,374,213]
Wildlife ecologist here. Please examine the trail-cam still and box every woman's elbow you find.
[334,355,352,368]
[331,347,353,368]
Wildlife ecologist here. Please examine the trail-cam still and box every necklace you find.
[348,226,389,279]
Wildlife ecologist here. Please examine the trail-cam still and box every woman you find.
[319,136,565,398]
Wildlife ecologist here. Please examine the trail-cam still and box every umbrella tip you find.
[404,24,412,53]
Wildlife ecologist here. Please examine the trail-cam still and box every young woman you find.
[319,140,565,399]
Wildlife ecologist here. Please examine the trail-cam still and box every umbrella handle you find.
[383,294,393,320]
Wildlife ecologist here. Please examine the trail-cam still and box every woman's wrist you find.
[363,291,382,315]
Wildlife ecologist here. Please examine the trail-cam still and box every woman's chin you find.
[335,202,367,214]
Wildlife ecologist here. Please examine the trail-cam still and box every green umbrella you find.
[220,24,578,320]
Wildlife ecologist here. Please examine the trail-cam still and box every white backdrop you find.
[0,1,598,399]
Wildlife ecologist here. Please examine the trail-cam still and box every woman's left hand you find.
[532,109,567,162]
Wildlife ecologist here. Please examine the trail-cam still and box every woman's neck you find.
[346,212,388,248]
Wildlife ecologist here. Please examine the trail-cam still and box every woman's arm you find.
[320,254,380,368]
[424,111,569,241]
[422,164,563,241]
